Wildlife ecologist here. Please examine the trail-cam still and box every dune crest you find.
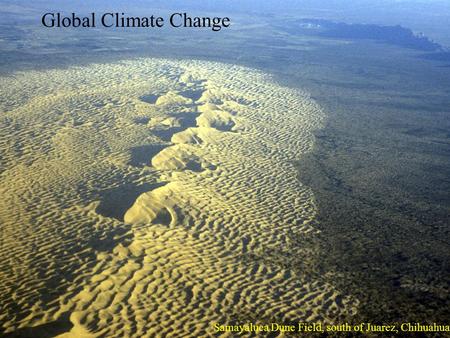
[0,59,358,336]
[151,145,205,171]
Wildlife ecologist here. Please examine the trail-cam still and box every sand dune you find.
[0,59,358,337]
[151,145,206,172]
[196,103,236,131]
[171,127,223,145]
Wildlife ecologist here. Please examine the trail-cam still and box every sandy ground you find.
[0,59,358,337]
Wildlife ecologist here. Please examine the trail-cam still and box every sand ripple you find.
[0,59,358,337]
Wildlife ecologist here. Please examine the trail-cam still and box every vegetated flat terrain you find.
[286,36,450,324]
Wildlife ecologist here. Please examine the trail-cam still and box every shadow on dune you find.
[151,112,200,141]
[128,144,167,166]
[3,313,72,338]
[139,94,159,104]
[96,182,167,221]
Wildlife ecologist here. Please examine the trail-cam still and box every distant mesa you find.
[293,19,443,52]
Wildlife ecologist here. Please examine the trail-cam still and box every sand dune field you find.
[0,59,358,337]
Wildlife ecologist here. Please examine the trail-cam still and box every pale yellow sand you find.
[0,59,358,337]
